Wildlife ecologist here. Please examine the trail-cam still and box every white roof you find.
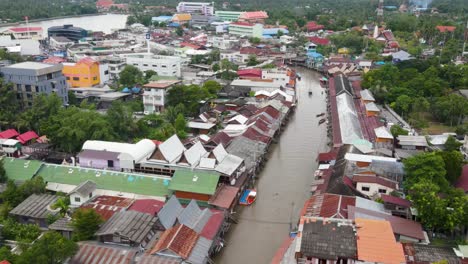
[215,154,243,176]
[360,89,375,102]
[199,157,216,169]
[212,144,228,163]
[374,126,393,139]
[230,79,282,89]
[184,141,208,166]
[81,139,155,163]
[336,93,363,144]
[365,102,380,112]
[429,134,449,145]
[270,89,293,102]
[199,134,210,142]
[187,121,216,130]
[2,139,20,146]
[397,135,428,147]
[345,153,397,163]
[228,114,248,125]
[355,197,390,214]
[318,164,331,170]
[158,135,186,163]
[359,61,372,67]
[223,124,248,136]
[254,90,270,97]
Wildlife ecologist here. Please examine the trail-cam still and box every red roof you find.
[306,21,325,31]
[317,151,337,162]
[271,237,294,264]
[150,224,199,258]
[70,242,136,264]
[308,36,330,46]
[0,129,19,139]
[208,131,232,147]
[455,165,468,192]
[436,25,456,33]
[8,27,42,33]
[180,42,202,49]
[256,105,280,119]
[208,185,239,209]
[237,68,262,78]
[0,261,11,264]
[353,175,397,189]
[96,0,114,8]
[78,57,98,67]
[16,131,39,144]
[380,194,412,208]
[43,56,66,64]
[200,209,224,239]
[242,127,271,144]
[301,193,356,219]
[128,199,164,216]
[80,195,134,220]
[239,11,268,20]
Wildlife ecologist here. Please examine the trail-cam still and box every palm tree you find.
[52,197,70,216]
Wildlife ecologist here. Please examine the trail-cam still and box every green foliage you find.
[247,55,259,66]
[106,101,137,141]
[16,232,78,264]
[403,152,448,191]
[0,81,20,129]
[329,32,365,55]
[387,14,418,33]
[52,197,70,216]
[444,135,462,151]
[212,63,220,72]
[71,208,104,241]
[433,94,468,126]
[390,125,408,137]
[119,65,144,88]
[0,159,6,183]
[145,70,158,81]
[202,80,222,95]
[174,113,187,139]
[249,37,261,44]
[1,218,41,242]
[16,93,62,134]
[175,27,184,37]
[2,177,46,209]
[408,180,448,230]
[436,150,464,184]
[0,246,16,263]
[166,84,218,117]
[68,90,79,106]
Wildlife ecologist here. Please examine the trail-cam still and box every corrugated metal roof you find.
[183,141,207,166]
[158,195,184,230]
[69,242,137,264]
[10,193,58,219]
[70,180,96,197]
[215,154,243,176]
[178,200,202,227]
[158,135,186,163]
[150,224,199,259]
[186,237,212,264]
[212,144,227,162]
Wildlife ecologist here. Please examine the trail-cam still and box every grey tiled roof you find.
[300,218,357,260]
[49,217,73,231]
[96,210,157,244]
[158,195,183,229]
[186,237,213,264]
[9,193,58,219]
[178,200,202,227]
[70,180,96,196]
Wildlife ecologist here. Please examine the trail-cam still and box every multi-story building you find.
[207,35,239,50]
[228,22,263,38]
[62,57,101,87]
[142,80,181,114]
[214,11,244,22]
[238,11,268,24]
[0,62,68,108]
[1,27,43,40]
[120,53,182,77]
[176,2,214,16]
[105,56,126,81]
[48,24,88,42]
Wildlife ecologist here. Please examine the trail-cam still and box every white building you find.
[262,69,292,88]
[353,175,398,197]
[207,35,239,50]
[69,180,96,207]
[99,63,110,85]
[176,2,214,16]
[106,56,126,81]
[142,80,181,114]
[49,36,74,50]
[228,22,263,38]
[120,53,182,77]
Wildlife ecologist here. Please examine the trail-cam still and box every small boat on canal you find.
[316,112,325,117]
[308,89,313,95]
[239,189,257,205]
[318,118,326,125]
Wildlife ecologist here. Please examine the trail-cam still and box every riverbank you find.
[217,68,329,264]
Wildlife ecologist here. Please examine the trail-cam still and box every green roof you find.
[149,75,179,82]
[37,164,171,197]
[2,158,42,182]
[168,169,220,195]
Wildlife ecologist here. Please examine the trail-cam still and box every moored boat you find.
[316,112,325,117]
[318,118,326,125]
[239,189,257,205]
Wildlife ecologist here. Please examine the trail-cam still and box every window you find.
[93,77,97,81]
[104,70,109,75]
[46,73,53,80]
[25,85,31,92]
[143,64,148,67]
[108,160,114,168]
[361,186,370,192]
[35,86,39,92]
[162,65,167,68]
[89,192,92,198]
[73,77,79,81]
[152,65,157,67]
[74,197,81,202]
[66,77,70,80]
[378,189,387,194]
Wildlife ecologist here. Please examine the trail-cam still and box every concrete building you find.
[63,57,101,87]
[228,22,263,38]
[176,2,214,16]
[120,53,182,77]
[142,80,181,114]
[48,24,88,42]
[1,27,43,40]
[1,62,68,108]
[215,11,244,22]
[207,35,239,50]
[49,36,74,49]
[105,56,126,80]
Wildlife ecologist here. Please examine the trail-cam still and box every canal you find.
[216,68,329,264]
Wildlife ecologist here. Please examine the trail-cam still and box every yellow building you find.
[63,57,100,87]
[172,13,192,24]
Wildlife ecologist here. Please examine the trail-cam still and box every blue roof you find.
[262,28,289,35]
[122,87,130,93]
[152,16,173,22]
[132,87,141,93]
[375,61,385,65]
[262,35,273,39]
[168,22,180,27]
[307,51,323,58]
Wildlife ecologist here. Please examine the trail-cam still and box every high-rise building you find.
[176,2,214,16]
[1,62,68,108]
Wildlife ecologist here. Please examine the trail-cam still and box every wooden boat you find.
[316,112,325,117]
[308,89,313,95]
[318,118,326,125]
[239,189,257,205]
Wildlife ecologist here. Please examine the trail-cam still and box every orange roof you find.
[173,13,192,22]
[355,218,405,264]
[78,57,98,67]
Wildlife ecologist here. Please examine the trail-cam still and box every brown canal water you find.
[215,68,329,264]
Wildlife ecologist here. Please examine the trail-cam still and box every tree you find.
[433,94,468,126]
[0,81,19,129]
[277,30,284,38]
[71,208,104,241]
[68,90,78,106]
[145,70,157,81]
[119,65,143,87]
[249,37,261,44]
[0,246,16,263]
[126,15,137,25]
[175,27,184,36]
[247,54,259,66]
[392,95,413,118]
[0,159,6,183]
[212,63,220,72]
[390,125,408,138]
[16,232,78,264]
[202,80,222,95]
[52,197,70,216]
[437,150,464,185]
[403,152,448,191]
[444,135,462,151]
[1,218,41,242]
[105,101,137,141]
[174,113,187,139]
